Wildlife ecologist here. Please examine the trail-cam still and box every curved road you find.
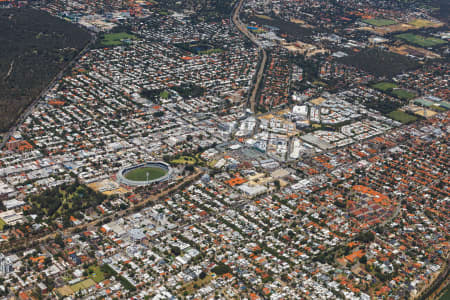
[232,0,267,113]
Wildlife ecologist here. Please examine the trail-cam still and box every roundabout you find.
[117,161,172,187]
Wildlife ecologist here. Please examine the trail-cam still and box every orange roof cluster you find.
[344,249,365,263]
[225,177,247,187]
[352,185,390,205]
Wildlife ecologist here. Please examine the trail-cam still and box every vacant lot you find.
[100,32,137,46]
[396,33,446,48]
[124,167,167,181]
[388,110,418,124]
[363,18,397,27]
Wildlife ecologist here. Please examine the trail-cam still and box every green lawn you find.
[100,32,137,46]
[0,218,6,230]
[160,90,169,99]
[392,89,416,100]
[362,18,397,27]
[372,82,397,91]
[88,265,105,283]
[396,33,446,47]
[124,167,167,181]
[388,110,418,124]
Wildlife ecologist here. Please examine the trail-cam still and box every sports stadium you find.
[117,161,172,187]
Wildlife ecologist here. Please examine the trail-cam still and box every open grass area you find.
[362,18,397,27]
[396,33,446,48]
[372,82,397,91]
[100,32,137,46]
[388,110,418,124]
[372,83,416,100]
[392,89,416,100]
[200,48,224,55]
[124,167,167,181]
[70,279,96,293]
[0,218,6,230]
[88,265,105,283]
[408,19,436,28]
[171,156,197,165]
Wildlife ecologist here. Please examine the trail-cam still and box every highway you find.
[231,0,267,113]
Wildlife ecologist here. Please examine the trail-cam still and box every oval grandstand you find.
[117,161,172,187]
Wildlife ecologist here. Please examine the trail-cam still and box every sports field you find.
[388,110,418,124]
[372,82,397,91]
[392,89,416,100]
[362,18,397,27]
[124,167,167,181]
[70,279,96,293]
[396,33,446,47]
[100,32,137,46]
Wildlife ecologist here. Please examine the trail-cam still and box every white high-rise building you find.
[0,253,13,274]
[264,0,272,14]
